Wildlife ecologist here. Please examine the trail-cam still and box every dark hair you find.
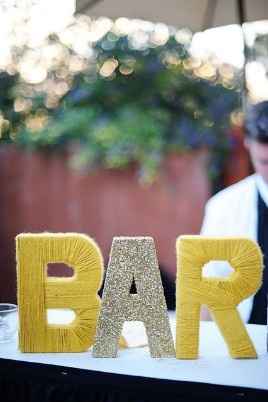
[245,101,268,143]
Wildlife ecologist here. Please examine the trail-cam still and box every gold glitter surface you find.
[92,237,175,358]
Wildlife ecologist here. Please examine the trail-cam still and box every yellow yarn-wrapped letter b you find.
[176,236,263,359]
[16,233,103,352]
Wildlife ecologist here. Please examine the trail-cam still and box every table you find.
[0,313,267,402]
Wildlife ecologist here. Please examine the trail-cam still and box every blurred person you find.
[201,101,268,324]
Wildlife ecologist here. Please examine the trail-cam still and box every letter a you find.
[93,237,175,357]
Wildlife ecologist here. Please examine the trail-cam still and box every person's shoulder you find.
[206,174,256,209]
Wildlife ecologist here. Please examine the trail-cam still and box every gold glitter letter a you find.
[93,237,175,357]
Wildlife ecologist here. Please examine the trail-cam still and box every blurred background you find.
[0,0,268,307]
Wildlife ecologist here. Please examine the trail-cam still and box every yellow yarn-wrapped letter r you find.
[176,236,263,359]
[16,233,103,352]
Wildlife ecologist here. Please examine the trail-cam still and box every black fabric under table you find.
[0,357,268,402]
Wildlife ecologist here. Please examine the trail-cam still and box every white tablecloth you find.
[0,311,267,390]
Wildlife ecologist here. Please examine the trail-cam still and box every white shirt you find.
[201,174,267,322]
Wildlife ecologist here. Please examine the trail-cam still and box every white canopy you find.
[76,0,268,31]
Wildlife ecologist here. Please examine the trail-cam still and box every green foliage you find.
[0,72,20,140]
[0,18,242,182]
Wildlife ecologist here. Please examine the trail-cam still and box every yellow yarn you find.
[16,233,103,352]
[176,236,263,359]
